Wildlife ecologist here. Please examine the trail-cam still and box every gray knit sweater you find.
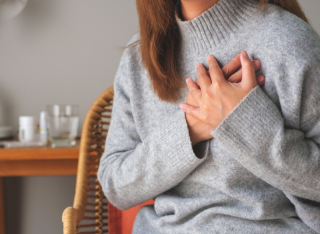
[97,0,320,233]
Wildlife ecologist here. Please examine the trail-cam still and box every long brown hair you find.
[134,0,309,103]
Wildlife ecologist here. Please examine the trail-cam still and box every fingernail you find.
[253,60,260,67]
[179,104,185,109]
[186,78,190,84]
[196,63,200,68]
[207,55,212,60]
[242,51,248,58]
[258,75,264,82]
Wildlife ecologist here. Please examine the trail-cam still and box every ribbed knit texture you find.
[177,0,259,54]
[98,0,320,233]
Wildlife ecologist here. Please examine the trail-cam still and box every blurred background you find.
[0,0,319,233]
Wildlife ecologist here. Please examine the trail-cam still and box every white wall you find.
[2,0,320,234]
[300,0,320,34]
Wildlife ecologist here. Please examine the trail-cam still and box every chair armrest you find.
[62,207,79,234]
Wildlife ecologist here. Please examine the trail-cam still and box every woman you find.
[98,0,320,233]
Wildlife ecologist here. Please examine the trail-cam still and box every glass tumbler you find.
[46,104,79,147]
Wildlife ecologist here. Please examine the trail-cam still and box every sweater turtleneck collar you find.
[176,0,260,55]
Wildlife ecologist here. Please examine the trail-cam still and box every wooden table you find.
[0,144,79,234]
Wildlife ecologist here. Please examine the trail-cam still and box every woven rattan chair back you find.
[62,85,114,234]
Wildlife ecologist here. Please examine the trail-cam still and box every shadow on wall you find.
[17,0,57,36]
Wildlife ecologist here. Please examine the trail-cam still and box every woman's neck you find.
[180,0,221,21]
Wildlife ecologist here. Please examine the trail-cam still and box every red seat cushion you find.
[108,199,154,234]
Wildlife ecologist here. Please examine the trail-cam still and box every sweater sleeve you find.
[97,47,209,211]
[211,83,320,199]
[210,53,320,229]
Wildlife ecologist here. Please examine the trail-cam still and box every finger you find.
[253,60,261,71]
[207,55,225,85]
[196,63,211,89]
[256,75,265,86]
[240,51,257,86]
[196,80,200,89]
[228,59,261,83]
[179,103,202,120]
[196,70,211,88]
[186,92,199,107]
[186,78,202,103]
[229,73,265,86]
[221,54,241,79]
[196,78,203,88]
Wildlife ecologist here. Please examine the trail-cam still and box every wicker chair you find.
[62,85,154,234]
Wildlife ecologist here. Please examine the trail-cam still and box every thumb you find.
[240,51,257,87]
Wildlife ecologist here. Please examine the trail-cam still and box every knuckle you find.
[212,80,223,91]
[202,104,210,112]
[202,114,210,123]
